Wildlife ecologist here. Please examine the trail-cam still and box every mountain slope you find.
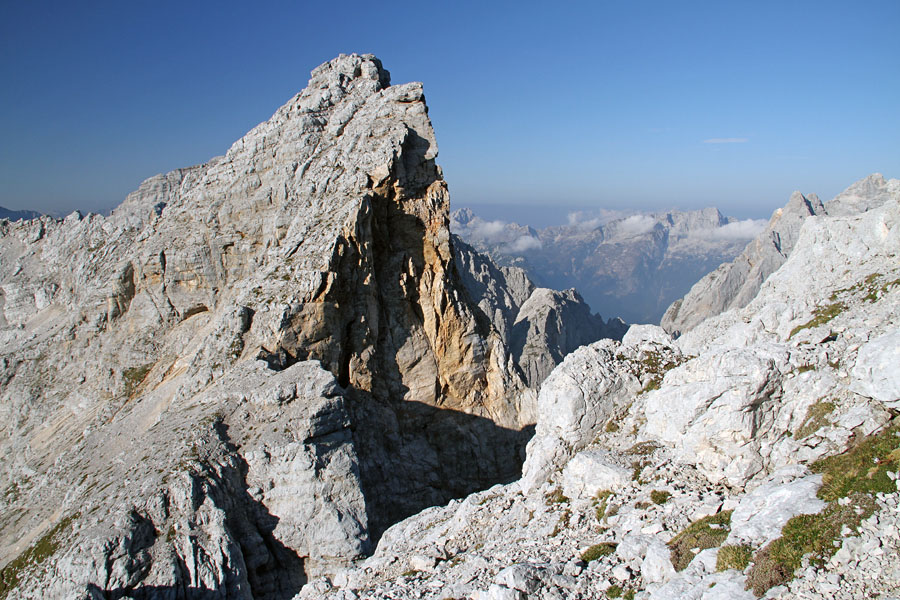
[0,206,41,222]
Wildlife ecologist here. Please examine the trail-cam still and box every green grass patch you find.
[606,584,623,598]
[746,495,876,596]
[863,275,900,303]
[650,490,671,505]
[824,272,899,312]
[789,302,846,338]
[626,441,660,456]
[545,488,570,505]
[621,349,690,394]
[122,364,153,397]
[667,510,733,571]
[550,508,571,537]
[582,542,617,562]
[716,544,752,571]
[0,513,79,599]
[641,379,661,393]
[747,421,899,595]
[794,400,835,439]
[593,490,613,523]
[812,421,900,501]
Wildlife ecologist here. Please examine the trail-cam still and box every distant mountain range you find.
[0,206,41,221]
[450,207,766,324]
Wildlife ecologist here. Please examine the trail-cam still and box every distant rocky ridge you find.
[451,206,765,324]
[662,173,900,335]
[0,54,617,598]
[0,206,41,222]
[453,236,627,388]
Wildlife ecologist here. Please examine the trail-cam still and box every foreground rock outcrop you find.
[0,54,616,598]
[302,176,900,599]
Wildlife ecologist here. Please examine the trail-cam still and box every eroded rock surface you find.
[0,54,616,598]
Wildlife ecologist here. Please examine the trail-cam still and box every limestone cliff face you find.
[0,54,605,598]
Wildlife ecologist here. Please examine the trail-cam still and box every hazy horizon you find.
[2,1,898,220]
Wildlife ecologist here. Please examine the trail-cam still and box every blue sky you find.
[1,1,898,222]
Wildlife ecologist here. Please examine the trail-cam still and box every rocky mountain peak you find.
[0,55,627,598]
[309,53,392,89]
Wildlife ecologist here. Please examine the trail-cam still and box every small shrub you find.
[546,489,570,505]
[650,490,671,505]
[582,542,617,562]
[794,400,835,439]
[667,510,733,571]
[716,544,752,571]
[594,490,613,523]
[122,364,153,397]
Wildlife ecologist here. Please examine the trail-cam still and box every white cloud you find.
[469,219,507,239]
[703,137,749,144]
[505,235,542,253]
[616,214,657,237]
[691,218,767,241]
[566,212,604,231]
[566,209,633,231]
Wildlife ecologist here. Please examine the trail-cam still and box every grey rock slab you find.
[561,449,631,499]
[726,468,825,547]
[851,329,900,407]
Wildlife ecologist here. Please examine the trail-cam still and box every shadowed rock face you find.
[0,54,612,598]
